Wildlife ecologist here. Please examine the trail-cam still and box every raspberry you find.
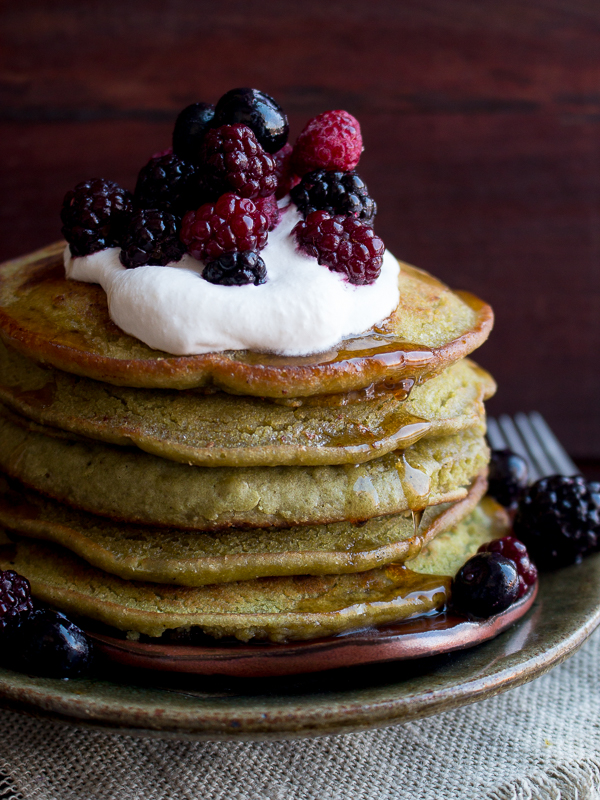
[181,192,269,261]
[255,195,280,231]
[213,88,288,154]
[487,449,529,509]
[61,178,133,257]
[120,209,185,268]
[291,169,376,224]
[478,536,537,598]
[172,102,216,164]
[134,154,204,215]
[452,552,520,619]
[203,251,267,286]
[0,570,33,632]
[273,143,299,199]
[291,110,363,176]
[200,124,277,199]
[293,211,384,285]
[513,475,600,568]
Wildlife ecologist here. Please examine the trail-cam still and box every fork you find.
[487,411,580,482]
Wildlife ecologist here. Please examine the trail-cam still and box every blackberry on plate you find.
[8,608,94,679]
[61,178,133,257]
[478,536,537,598]
[172,102,216,164]
[452,551,520,618]
[487,448,529,509]
[213,88,289,154]
[513,475,600,568]
[203,251,267,286]
[293,210,384,285]
[0,569,33,632]
[134,154,204,215]
[181,192,269,262]
[291,169,377,224]
[120,209,185,268]
[200,124,277,199]
[291,109,363,175]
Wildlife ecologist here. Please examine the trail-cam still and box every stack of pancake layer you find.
[0,243,503,643]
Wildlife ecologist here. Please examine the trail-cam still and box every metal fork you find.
[487,412,579,482]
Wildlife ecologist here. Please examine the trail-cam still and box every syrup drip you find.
[396,454,432,536]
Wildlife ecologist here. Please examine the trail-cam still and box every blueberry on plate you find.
[172,102,216,164]
[452,551,520,618]
[487,448,528,509]
[213,88,289,153]
[9,608,94,679]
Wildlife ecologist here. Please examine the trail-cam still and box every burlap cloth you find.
[1,628,600,800]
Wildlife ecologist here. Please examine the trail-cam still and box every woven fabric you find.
[1,630,600,800]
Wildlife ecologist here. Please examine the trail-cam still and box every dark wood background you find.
[1,1,599,462]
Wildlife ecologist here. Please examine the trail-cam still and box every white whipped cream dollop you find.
[64,204,400,357]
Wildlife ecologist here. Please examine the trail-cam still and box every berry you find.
[61,178,133,257]
[290,169,376,224]
[151,146,173,159]
[200,124,277,199]
[120,209,185,268]
[213,88,289,154]
[8,608,94,678]
[134,154,204,215]
[172,102,216,164]
[273,143,299,199]
[513,475,600,568]
[487,449,529,509]
[452,552,520,618]
[291,110,363,175]
[181,193,269,261]
[0,570,33,632]
[203,251,267,286]
[255,194,280,231]
[293,211,384,285]
[478,536,538,598]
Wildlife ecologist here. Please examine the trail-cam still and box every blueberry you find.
[172,102,216,164]
[213,88,289,153]
[9,609,94,678]
[452,552,520,618]
[487,449,529,508]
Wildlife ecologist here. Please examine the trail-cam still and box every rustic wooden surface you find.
[1,0,599,458]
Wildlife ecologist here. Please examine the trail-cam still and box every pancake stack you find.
[0,242,502,644]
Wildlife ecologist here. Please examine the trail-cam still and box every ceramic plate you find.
[0,556,599,741]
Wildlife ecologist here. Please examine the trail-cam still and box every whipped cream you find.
[64,204,400,357]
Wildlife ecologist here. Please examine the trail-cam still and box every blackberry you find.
[291,109,363,175]
[293,210,385,285]
[255,195,280,231]
[478,536,538,598]
[487,449,529,509]
[452,552,520,618]
[0,570,33,632]
[291,169,377,224]
[200,124,277,200]
[172,102,216,164]
[8,608,94,678]
[181,192,269,262]
[61,178,133,257]
[513,475,600,568]
[120,209,185,268]
[213,88,288,154]
[203,251,267,286]
[134,154,205,215]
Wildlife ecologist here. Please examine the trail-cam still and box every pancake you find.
[0,407,490,528]
[0,499,506,642]
[0,471,487,585]
[0,243,493,396]
[0,341,495,466]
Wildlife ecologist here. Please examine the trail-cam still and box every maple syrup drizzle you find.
[396,453,432,536]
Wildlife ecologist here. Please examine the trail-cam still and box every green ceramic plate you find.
[0,555,599,741]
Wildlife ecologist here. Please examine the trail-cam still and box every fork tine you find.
[497,414,542,483]
[486,417,506,450]
[527,411,580,476]
[513,412,557,478]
